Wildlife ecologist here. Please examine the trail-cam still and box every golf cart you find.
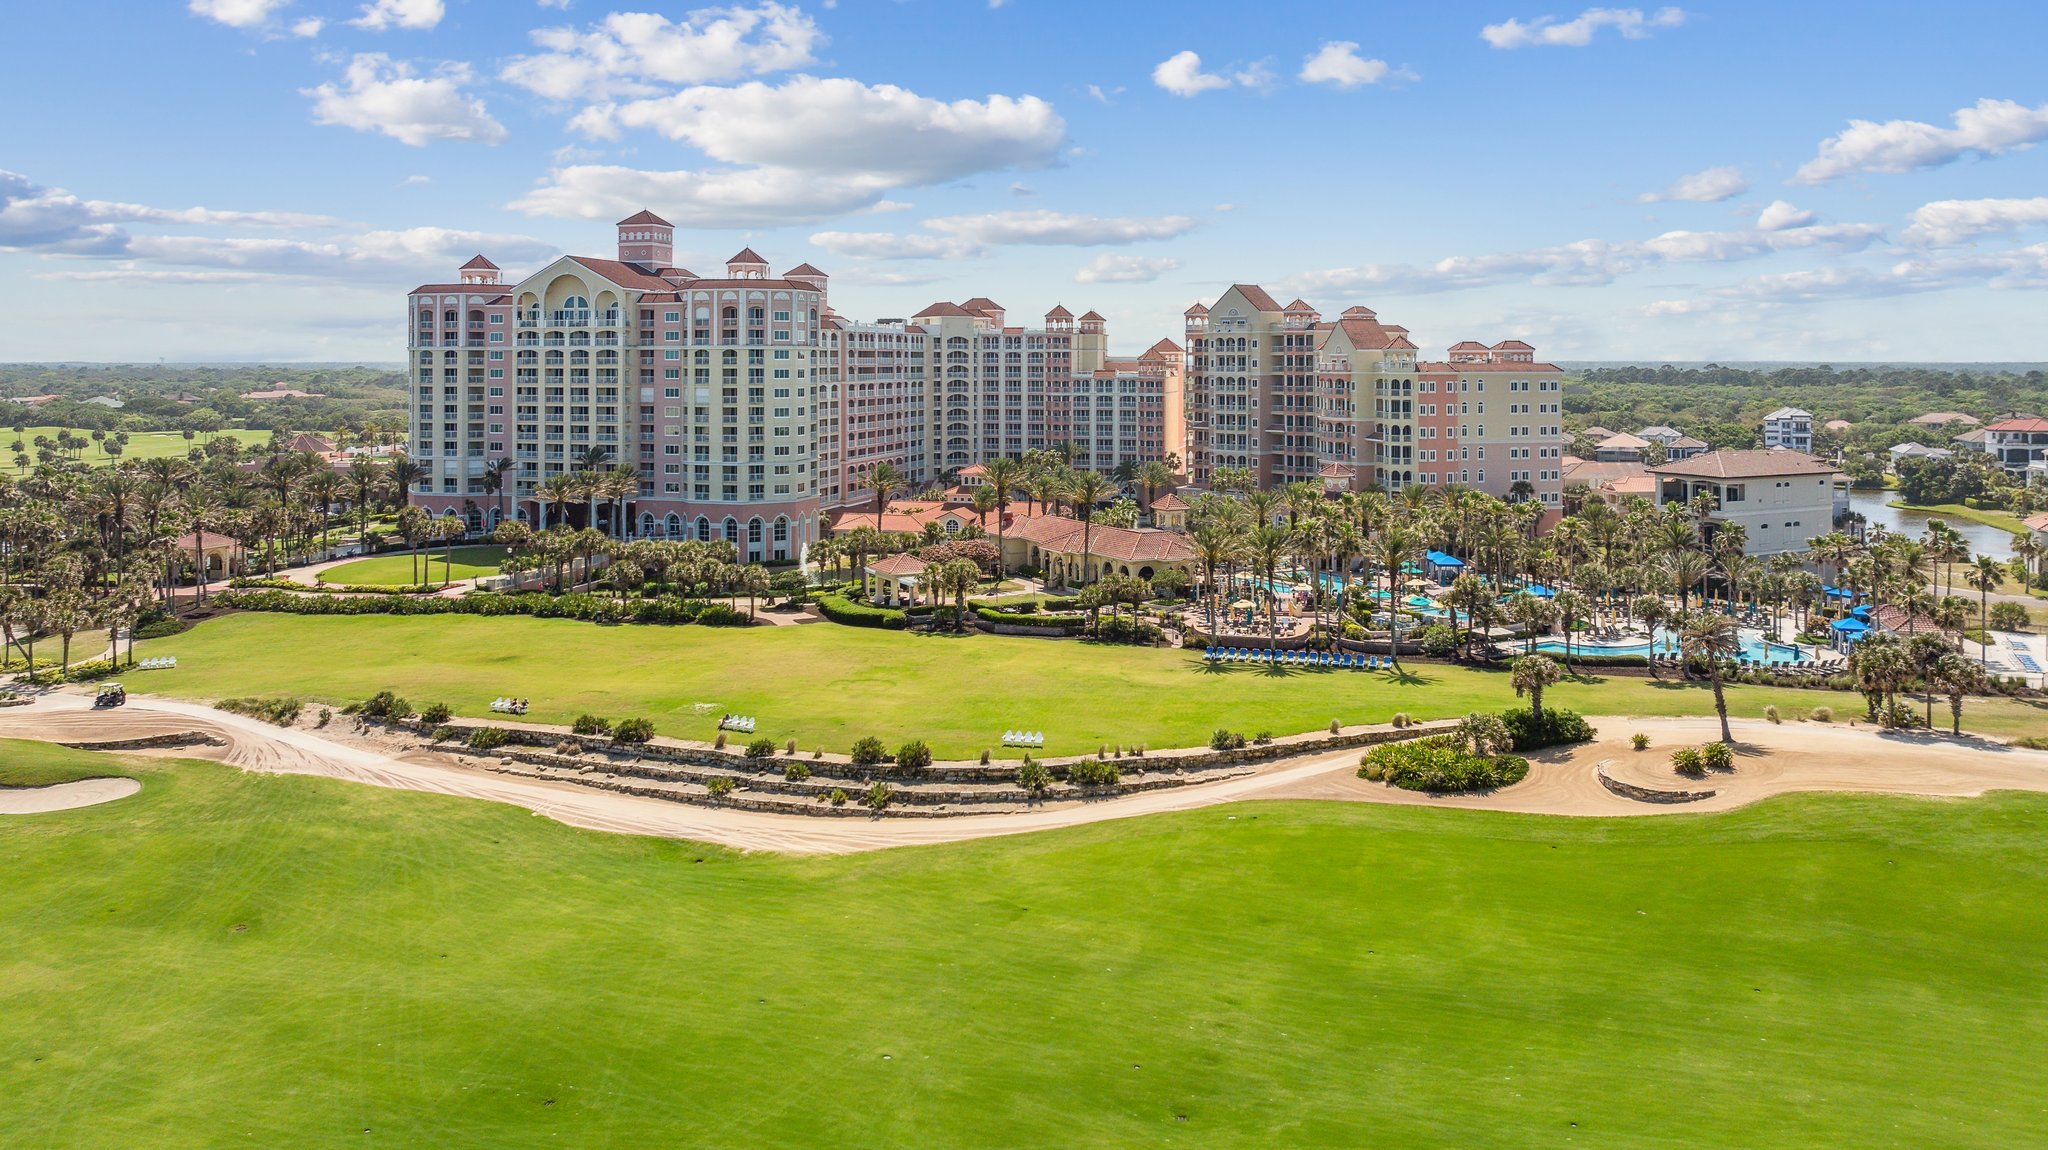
[94,682,126,708]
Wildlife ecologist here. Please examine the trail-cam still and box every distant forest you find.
[0,363,407,439]
[1565,364,2048,451]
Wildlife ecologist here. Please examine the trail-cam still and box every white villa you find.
[1649,449,1846,557]
[1761,407,1814,454]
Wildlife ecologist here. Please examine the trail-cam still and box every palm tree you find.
[1189,522,1239,640]
[1064,470,1117,589]
[1677,609,1740,743]
[981,457,1021,576]
[1374,525,1419,670]
[866,462,906,529]
[738,563,770,620]
[1850,633,1911,720]
[482,456,514,533]
[1964,554,2003,667]
[1135,459,1174,521]
[1511,654,1563,723]
[1927,652,1983,736]
[1551,589,1590,672]
[1247,522,1291,652]
[345,456,381,546]
[1509,592,1555,656]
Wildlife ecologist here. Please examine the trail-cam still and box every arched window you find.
[639,512,656,536]
[696,517,712,542]
[665,513,682,538]
[562,295,588,311]
[772,517,789,542]
[747,518,764,544]
[723,518,739,543]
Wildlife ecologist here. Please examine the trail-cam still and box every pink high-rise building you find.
[1186,284,1564,508]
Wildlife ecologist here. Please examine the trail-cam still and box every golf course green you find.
[4,740,2046,1147]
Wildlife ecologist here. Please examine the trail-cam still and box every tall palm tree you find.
[1677,609,1741,742]
[481,456,514,532]
[1511,653,1563,723]
[1189,521,1240,639]
[1927,652,1983,735]
[1246,523,1291,652]
[1964,554,2003,667]
[1374,524,1419,670]
[536,473,576,531]
[1063,470,1117,589]
[866,461,906,529]
[1551,588,1590,672]
[345,456,381,546]
[1134,459,1174,521]
[982,457,1021,576]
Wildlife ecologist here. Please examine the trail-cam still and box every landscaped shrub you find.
[1419,623,1460,658]
[1672,746,1706,777]
[828,788,850,806]
[862,781,893,810]
[418,702,452,726]
[1764,705,1781,724]
[895,740,933,772]
[1209,729,1247,751]
[706,776,736,799]
[467,726,510,752]
[850,736,888,766]
[211,588,746,628]
[714,733,727,749]
[1500,707,1596,751]
[612,718,655,744]
[979,749,991,764]
[2015,735,2048,751]
[316,707,331,728]
[356,690,412,721]
[814,592,907,630]
[1631,733,1651,750]
[1065,759,1121,787]
[571,714,612,736]
[1877,702,1922,729]
[1552,652,1651,668]
[745,737,777,760]
[785,738,798,755]
[215,697,303,726]
[430,724,457,743]
[784,762,811,781]
[1699,741,1734,771]
[974,606,1085,629]
[1808,706,1834,722]
[1090,616,1162,645]
[1357,737,1529,793]
[1016,760,1051,794]
[1990,602,2030,631]
[132,614,191,640]
[1390,713,1413,728]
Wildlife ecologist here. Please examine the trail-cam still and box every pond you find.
[1844,489,2015,561]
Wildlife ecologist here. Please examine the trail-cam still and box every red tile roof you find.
[914,302,981,318]
[867,553,928,576]
[565,256,678,292]
[1045,304,1074,318]
[1184,302,1209,316]
[1005,514,1194,563]
[460,254,498,270]
[2023,512,2048,533]
[960,297,1003,315]
[176,531,241,551]
[727,247,769,264]
[1988,417,2048,432]
[1417,360,1564,373]
[783,262,828,277]
[1149,492,1188,511]
[1647,449,1841,479]
[617,210,671,226]
[1230,284,1282,311]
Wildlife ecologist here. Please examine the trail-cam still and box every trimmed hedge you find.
[232,577,442,595]
[815,592,907,630]
[1358,736,1529,793]
[213,588,748,627]
[1501,707,1597,751]
[975,606,1085,629]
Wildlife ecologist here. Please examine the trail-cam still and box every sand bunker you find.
[0,776,141,814]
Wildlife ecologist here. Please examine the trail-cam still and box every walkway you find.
[4,694,2045,854]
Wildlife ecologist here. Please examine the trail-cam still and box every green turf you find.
[2,739,2045,1147]
[318,546,508,587]
[138,613,2048,755]
[0,426,267,472]
[0,740,136,788]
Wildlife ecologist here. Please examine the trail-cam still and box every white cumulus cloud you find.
[1153,50,1232,97]
[188,0,293,29]
[1639,165,1746,203]
[924,210,1197,246]
[1756,200,1816,231]
[501,3,822,101]
[1793,98,2048,184]
[1075,254,1181,284]
[351,0,444,32]
[515,165,894,227]
[1901,197,2048,246]
[305,55,508,147]
[1298,41,1397,88]
[1482,6,1686,48]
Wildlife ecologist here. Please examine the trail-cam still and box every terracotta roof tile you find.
[1647,449,1841,480]
[616,210,671,226]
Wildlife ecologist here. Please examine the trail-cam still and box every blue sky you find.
[4,0,2047,362]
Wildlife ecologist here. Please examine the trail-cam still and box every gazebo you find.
[1828,615,1869,654]
[866,553,929,607]
[175,530,246,585]
[1424,550,1466,585]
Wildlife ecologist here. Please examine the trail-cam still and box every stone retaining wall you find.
[1594,762,1716,804]
[59,731,228,751]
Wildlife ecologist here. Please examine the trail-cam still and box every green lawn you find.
[1,426,267,472]
[4,739,2047,1147]
[138,613,2048,755]
[1888,499,2029,537]
[318,546,508,587]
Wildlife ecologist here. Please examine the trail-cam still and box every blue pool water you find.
[1533,627,1809,665]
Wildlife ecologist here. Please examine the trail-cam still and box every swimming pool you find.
[1533,627,1810,665]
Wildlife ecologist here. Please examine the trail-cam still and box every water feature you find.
[1845,489,2016,560]
[1533,626,1810,665]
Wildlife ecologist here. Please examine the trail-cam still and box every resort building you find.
[406,215,1181,559]
[1648,449,1847,557]
[1001,513,1196,587]
[1636,426,1708,460]
[1560,457,1654,506]
[1908,411,1980,429]
[1981,417,2048,473]
[1761,406,1815,453]
[1185,286,1565,505]
[1591,432,1653,462]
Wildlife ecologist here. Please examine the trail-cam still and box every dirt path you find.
[3,696,2044,853]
